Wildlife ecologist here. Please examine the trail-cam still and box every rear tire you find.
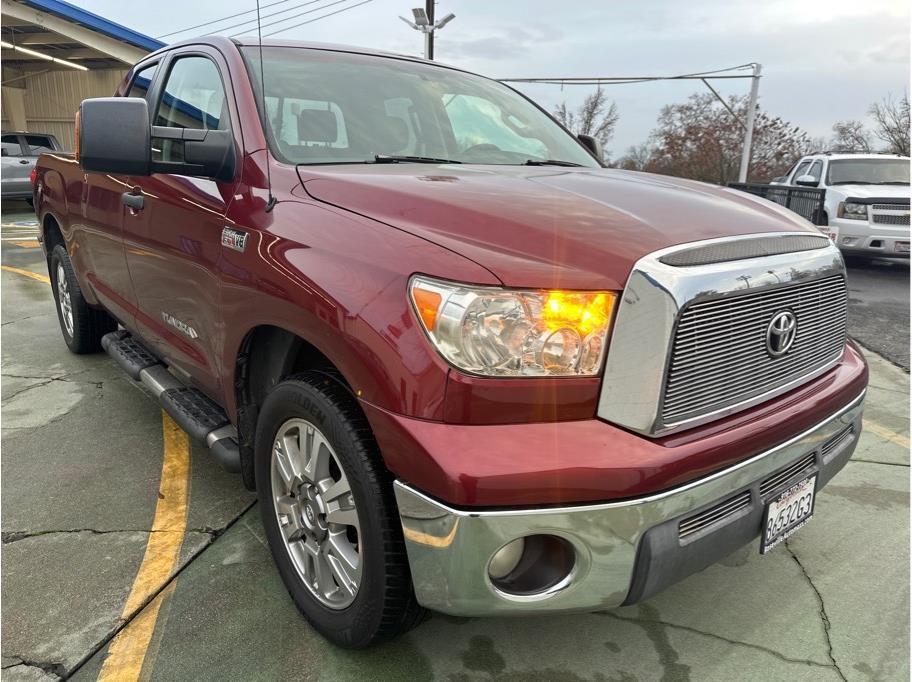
[255,372,425,648]
[49,244,116,353]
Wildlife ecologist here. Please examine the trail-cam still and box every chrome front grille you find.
[662,276,847,425]
[871,203,910,226]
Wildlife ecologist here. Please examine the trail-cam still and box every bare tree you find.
[829,120,872,152]
[869,93,910,156]
[553,88,619,158]
[615,143,654,171]
[645,93,811,184]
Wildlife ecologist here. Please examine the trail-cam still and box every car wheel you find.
[49,244,117,353]
[255,372,425,648]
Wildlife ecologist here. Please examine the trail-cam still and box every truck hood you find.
[299,165,819,290]
[825,184,911,201]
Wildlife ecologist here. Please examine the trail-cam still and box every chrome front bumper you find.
[394,391,865,616]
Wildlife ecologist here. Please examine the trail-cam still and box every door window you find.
[791,161,811,182]
[1,135,22,155]
[153,56,228,163]
[127,63,158,100]
[806,161,823,183]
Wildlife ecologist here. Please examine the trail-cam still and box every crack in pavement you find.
[598,610,836,673]
[1,370,104,402]
[2,655,66,679]
[65,500,257,679]
[1,528,218,544]
[851,458,910,467]
[786,541,848,682]
[1,311,54,326]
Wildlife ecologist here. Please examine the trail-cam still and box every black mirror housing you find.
[79,97,151,176]
[79,96,236,182]
[577,134,603,162]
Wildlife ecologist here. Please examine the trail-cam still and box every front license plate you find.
[761,475,816,554]
[895,241,910,253]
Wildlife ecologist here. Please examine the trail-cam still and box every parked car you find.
[34,37,868,648]
[780,151,910,256]
[1,132,62,204]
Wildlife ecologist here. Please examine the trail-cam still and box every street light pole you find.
[399,5,455,60]
[738,63,762,183]
[425,0,434,60]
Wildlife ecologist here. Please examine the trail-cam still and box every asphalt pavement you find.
[844,256,910,370]
[1,202,909,681]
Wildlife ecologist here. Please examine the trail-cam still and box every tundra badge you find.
[161,312,199,339]
[221,226,248,253]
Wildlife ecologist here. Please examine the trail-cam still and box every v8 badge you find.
[221,227,248,253]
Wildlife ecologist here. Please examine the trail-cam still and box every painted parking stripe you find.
[9,240,41,248]
[97,412,190,681]
[863,419,910,449]
[1,265,49,283]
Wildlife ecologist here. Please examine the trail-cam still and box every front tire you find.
[49,245,116,353]
[255,372,425,648]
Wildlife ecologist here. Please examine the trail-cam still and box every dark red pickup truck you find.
[34,36,867,648]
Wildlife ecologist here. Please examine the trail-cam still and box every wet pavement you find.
[2,201,909,681]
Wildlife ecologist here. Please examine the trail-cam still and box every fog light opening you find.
[487,534,575,596]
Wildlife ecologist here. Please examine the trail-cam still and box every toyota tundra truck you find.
[33,37,868,648]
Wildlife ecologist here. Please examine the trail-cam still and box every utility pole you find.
[425,0,434,60]
[399,5,455,60]
[738,63,762,183]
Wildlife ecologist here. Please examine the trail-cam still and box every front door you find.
[122,49,241,400]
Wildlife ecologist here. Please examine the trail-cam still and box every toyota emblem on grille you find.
[766,310,797,357]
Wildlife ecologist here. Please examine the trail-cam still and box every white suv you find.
[780,152,910,258]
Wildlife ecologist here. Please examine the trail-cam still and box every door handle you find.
[121,191,144,211]
[18,159,29,164]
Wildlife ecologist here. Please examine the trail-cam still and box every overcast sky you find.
[80,0,910,158]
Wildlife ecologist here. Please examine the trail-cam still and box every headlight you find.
[838,202,868,220]
[409,276,616,377]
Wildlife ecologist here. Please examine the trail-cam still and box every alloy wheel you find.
[270,418,362,609]
[56,263,73,336]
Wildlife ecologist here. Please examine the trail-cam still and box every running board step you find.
[101,330,158,380]
[101,331,241,473]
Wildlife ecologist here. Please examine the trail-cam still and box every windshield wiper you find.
[523,159,584,167]
[372,155,462,164]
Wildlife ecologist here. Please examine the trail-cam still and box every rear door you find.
[1,134,32,197]
[121,47,241,400]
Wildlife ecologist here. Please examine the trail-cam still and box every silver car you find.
[1,132,62,204]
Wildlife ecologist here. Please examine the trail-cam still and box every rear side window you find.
[127,63,158,100]
[22,134,54,155]
[152,56,228,163]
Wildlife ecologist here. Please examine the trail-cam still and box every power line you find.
[261,0,374,37]
[157,0,303,38]
[500,64,759,86]
[234,0,361,37]
[182,0,335,40]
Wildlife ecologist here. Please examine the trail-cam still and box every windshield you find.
[241,47,598,168]
[826,159,910,185]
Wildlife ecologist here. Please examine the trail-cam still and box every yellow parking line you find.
[863,419,910,449]
[1,265,49,283]
[10,240,41,248]
[97,412,190,681]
